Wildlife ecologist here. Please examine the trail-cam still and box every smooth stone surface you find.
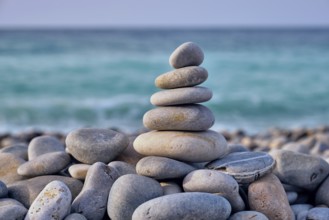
[229,211,269,220]
[136,156,195,179]
[183,169,245,212]
[160,182,182,195]
[108,161,136,176]
[287,191,298,204]
[64,213,88,220]
[8,175,83,208]
[66,128,129,164]
[68,164,91,180]
[0,181,8,198]
[17,151,71,177]
[28,135,64,160]
[269,149,329,190]
[25,180,72,220]
[143,104,214,131]
[107,174,163,220]
[248,174,294,220]
[316,175,329,206]
[134,130,228,162]
[226,144,249,154]
[206,151,275,184]
[0,143,28,160]
[71,162,119,220]
[291,204,313,216]
[169,42,204,68]
[307,207,329,220]
[155,66,208,89]
[0,198,27,220]
[132,192,231,220]
[0,153,25,185]
[282,142,310,154]
[151,86,212,106]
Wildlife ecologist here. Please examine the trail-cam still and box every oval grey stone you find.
[169,42,204,68]
[0,143,28,160]
[143,104,214,131]
[155,66,208,89]
[0,181,7,198]
[28,135,64,160]
[0,153,25,185]
[307,207,329,220]
[269,149,329,190]
[316,175,329,206]
[107,174,163,220]
[66,128,129,164]
[183,169,245,212]
[25,180,72,220]
[150,86,212,106]
[64,213,88,220]
[229,211,269,220]
[71,162,119,220]
[68,164,91,180]
[206,151,275,184]
[8,175,83,208]
[291,204,313,216]
[136,156,195,179]
[134,130,228,162]
[132,192,231,220]
[108,161,136,176]
[0,198,27,220]
[287,191,298,204]
[17,151,71,177]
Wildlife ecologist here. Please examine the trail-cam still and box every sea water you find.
[0,28,329,133]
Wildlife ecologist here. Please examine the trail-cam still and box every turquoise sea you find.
[0,29,329,133]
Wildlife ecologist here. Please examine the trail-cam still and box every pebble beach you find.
[1,42,329,220]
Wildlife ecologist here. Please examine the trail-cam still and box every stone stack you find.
[134,42,228,180]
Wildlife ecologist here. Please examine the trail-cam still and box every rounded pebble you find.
[183,169,245,212]
[151,86,212,106]
[206,151,275,184]
[71,162,119,220]
[107,174,163,220]
[0,198,27,220]
[169,42,204,68]
[0,143,28,160]
[28,135,64,160]
[0,153,25,185]
[286,191,298,204]
[307,207,329,220]
[316,175,329,206]
[270,149,329,190]
[229,211,269,220]
[248,174,294,220]
[66,128,129,164]
[143,104,214,131]
[25,180,72,220]
[64,213,88,220]
[134,130,227,162]
[17,151,71,177]
[132,192,231,220]
[136,156,195,179]
[155,66,208,89]
[68,164,91,180]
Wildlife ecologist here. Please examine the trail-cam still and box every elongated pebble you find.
[134,130,227,162]
[206,151,275,183]
[68,164,91,180]
[169,42,204,68]
[25,180,72,220]
[143,104,214,131]
[132,192,231,220]
[136,156,195,179]
[150,86,212,106]
[155,66,208,89]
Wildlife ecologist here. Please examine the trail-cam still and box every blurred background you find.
[0,0,329,134]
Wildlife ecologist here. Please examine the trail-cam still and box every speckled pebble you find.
[25,180,72,220]
[169,42,204,68]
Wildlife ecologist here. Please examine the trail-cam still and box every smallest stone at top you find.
[169,42,204,69]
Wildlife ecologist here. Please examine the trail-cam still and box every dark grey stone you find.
[66,128,129,164]
[136,156,195,179]
[155,66,208,89]
[169,42,204,68]
[207,151,275,184]
[0,181,7,198]
[286,191,298,204]
[132,192,231,220]
[28,135,64,160]
[0,198,27,220]
[71,162,119,220]
[316,175,329,206]
[107,174,163,220]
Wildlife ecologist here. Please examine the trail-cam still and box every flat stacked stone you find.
[134,42,228,170]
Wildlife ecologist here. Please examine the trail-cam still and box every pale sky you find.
[0,0,329,28]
